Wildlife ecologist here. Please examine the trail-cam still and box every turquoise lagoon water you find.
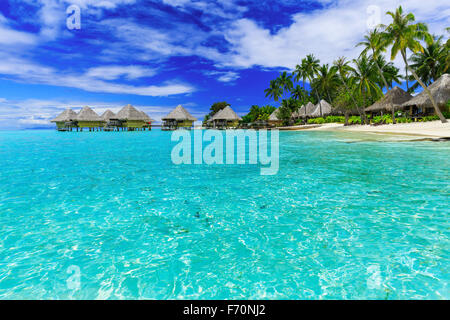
[0,129,449,299]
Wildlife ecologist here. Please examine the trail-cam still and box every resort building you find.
[365,87,413,117]
[209,106,242,129]
[401,74,450,117]
[268,108,283,126]
[116,104,153,130]
[50,108,78,131]
[76,106,103,131]
[290,107,302,121]
[162,105,197,130]
[310,100,333,118]
[300,102,316,119]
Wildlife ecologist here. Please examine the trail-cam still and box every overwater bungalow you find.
[101,110,119,131]
[162,105,197,130]
[401,74,450,118]
[76,106,103,131]
[139,111,154,130]
[268,108,283,127]
[209,106,242,129]
[50,108,78,131]
[310,100,333,118]
[116,104,152,131]
[365,87,413,117]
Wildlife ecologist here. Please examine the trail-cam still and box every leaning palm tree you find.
[333,57,366,122]
[409,35,448,89]
[380,6,447,123]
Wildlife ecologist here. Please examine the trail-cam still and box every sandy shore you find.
[295,121,450,139]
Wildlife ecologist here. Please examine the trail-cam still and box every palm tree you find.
[357,28,390,93]
[315,64,340,103]
[333,57,364,122]
[381,6,447,123]
[303,54,323,115]
[374,55,401,89]
[352,54,383,123]
[264,79,282,102]
[293,59,308,97]
[291,85,306,103]
[277,71,294,101]
[409,35,448,90]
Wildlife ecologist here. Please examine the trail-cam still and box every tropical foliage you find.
[262,6,449,124]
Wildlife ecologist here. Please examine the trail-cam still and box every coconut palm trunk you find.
[338,73,367,124]
[401,50,447,123]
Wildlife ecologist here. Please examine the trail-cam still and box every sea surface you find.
[0,129,449,299]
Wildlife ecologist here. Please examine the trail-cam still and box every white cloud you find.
[204,70,240,83]
[86,65,157,80]
[217,0,450,70]
[0,14,37,45]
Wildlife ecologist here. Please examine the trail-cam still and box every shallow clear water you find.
[0,129,449,299]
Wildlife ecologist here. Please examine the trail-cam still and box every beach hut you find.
[115,104,150,130]
[76,106,103,131]
[365,87,413,117]
[401,74,450,118]
[162,105,197,130]
[268,108,283,126]
[210,106,242,129]
[50,108,78,131]
[101,110,120,131]
[310,100,333,118]
[300,102,316,119]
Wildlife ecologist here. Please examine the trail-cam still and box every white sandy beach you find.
[300,121,450,139]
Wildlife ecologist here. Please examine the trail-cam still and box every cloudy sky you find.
[0,0,448,129]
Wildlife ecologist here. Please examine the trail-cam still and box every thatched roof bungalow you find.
[162,105,197,130]
[401,74,450,116]
[300,102,316,118]
[268,108,283,126]
[51,108,78,130]
[115,104,152,129]
[101,110,116,121]
[76,106,103,129]
[310,100,333,118]
[365,87,413,115]
[210,106,241,128]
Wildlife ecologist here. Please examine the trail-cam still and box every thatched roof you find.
[310,100,333,117]
[51,108,77,122]
[402,73,450,109]
[76,106,102,121]
[101,110,116,121]
[211,106,242,121]
[116,104,148,121]
[365,87,413,112]
[269,109,280,121]
[290,105,303,119]
[300,102,316,118]
[139,111,154,122]
[162,105,197,121]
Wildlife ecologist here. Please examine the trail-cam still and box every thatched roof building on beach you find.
[310,100,333,118]
[210,106,241,128]
[76,106,103,129]
[401,74,450,116]
[268,108,283,126]
[162,105,197,130]
[300,102,316,118]
[365,87,413,115]
[51,108,78,130]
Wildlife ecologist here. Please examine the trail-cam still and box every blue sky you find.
[0,0,448,129]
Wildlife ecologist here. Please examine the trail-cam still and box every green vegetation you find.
[203,102,230,125]
[262,6,449,125]
[241,105,276,123]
